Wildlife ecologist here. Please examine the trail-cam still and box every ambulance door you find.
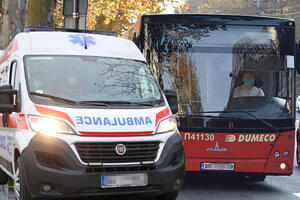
[7,60,20,162]
[0,61,17,173]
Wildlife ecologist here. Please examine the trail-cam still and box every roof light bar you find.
[24,26,116,36]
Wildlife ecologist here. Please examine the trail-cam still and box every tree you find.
[259,0,300,41]
[0,0,55,49]
[54,0,188,35]
[185,0,300,41]
[186,0,257,14]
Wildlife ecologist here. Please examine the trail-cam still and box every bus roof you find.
[142,14,294,27]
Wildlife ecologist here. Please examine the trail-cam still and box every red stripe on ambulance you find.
[35,105,75,126]
[155,107,170,125]
[79,131,153,135]
[0,41,18,66]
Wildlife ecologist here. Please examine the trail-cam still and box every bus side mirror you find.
[296,42,300,74]
[164,90,178,114]
[0,85,17,114]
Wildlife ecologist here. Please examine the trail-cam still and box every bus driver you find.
[233,72,265,98]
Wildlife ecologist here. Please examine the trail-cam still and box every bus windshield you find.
[24,56,163,107]
[144,23,294,120]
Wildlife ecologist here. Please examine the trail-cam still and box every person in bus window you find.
[233,72,264,98]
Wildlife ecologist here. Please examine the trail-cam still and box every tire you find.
[154,191,179,200]
[15,157,34,200]
[0,168,8,185]
[297,131,300,167]
[297,145,300,167]
[248,174,266,182]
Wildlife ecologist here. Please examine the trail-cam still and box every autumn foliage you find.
[54,0,188,35]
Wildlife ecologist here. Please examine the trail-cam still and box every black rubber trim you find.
[142,14,294,27]
[179,126,295,133]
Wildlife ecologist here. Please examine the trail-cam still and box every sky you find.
[162,0,185,14]
[163,2,175,13]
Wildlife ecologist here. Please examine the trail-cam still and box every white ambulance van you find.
[0,27,184,200]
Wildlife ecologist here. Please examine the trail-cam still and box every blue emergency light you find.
[24,26,116,36]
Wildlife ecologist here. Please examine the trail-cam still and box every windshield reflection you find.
[24,56,163,106]
[144,23,294,120]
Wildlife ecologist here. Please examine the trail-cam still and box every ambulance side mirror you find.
[165,90,178,114]
[296,42,300,74]
[0,85,17,114]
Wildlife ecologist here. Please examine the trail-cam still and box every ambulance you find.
[0,27,184,200]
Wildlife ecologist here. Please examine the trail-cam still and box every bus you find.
[124,14,300,181]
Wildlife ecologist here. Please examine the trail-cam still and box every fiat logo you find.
[115,144,126,156]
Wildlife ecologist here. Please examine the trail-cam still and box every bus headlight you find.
[156,116,177,134]
[28,115,75,135]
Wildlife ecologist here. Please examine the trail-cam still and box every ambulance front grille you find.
[75,142,160,164]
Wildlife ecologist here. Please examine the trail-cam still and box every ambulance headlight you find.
[156,116,177,134]
[28,116,75,135]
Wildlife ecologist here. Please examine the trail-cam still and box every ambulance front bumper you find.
[21,132,185,198]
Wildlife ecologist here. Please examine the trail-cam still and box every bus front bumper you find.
[185,157,293,175]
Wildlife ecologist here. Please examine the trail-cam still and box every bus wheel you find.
[0,168,8,185]
[154,191,179,200]
[15,157,34,200]
[248,174,266,182]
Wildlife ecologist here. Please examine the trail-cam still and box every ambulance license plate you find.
[101,173,148,188]
[201,162,234,171]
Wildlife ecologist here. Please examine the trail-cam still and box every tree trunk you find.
[27,0,56,27]
[0,0,56,49]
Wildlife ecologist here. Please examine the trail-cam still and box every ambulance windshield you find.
[24,56,163,106]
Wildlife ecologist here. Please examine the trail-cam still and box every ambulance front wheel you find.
[0,168,8,185]
[154,190,179,200]
[15,157,35,200]
[297,130,300,167]
[297,143,300,167]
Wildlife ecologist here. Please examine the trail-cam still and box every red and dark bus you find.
[124,14,300,181]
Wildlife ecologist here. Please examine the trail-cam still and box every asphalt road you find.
[5,163,300,200]
[81,162,300,200]
[4,115,300,200]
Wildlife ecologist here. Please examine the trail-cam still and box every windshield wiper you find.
[30,92,77,105]
[195,110,279,132]
[151,99,165,106]
[186,114,241,119]
[79,101,109,106]
[108,101,154,106]
[79,100,163,106]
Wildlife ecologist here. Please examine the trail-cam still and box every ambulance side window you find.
[0,65,9,86]
[9,61,18,90]
[9,61,20,109]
